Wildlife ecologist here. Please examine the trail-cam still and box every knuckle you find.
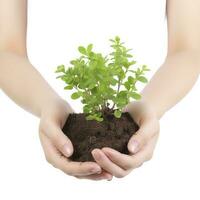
[123,164,132,170]
[123,159,135,170]
[143,136,148,145]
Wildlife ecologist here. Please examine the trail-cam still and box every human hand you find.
[91,101,160,178]
[39,98,112,180]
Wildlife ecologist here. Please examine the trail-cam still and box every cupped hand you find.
[39,98,112,181]
[91,101,160,178]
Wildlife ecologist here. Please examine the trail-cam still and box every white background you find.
[0,0,200,199]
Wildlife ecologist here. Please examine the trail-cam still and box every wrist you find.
[40,96,70,116]
[140,97,165,120]
[123,99,160,125]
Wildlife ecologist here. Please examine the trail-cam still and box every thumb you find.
[44,122,73,157]
[128,118,156,154]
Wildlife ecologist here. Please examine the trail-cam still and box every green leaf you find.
[126,54,133,58]
[110,78,118,86]
[95,117,104,122]
[87,44,93,53]
[78,46,87,55]
[115,36,120,43]
[129,92,141,100]
[86,115,95,120]
[55,65,65,73]
[71,92,81,99]
[109,39,115,43]
[138,76,148,83]
[114,110,122,118]
[129,61,136,65]
[64,85,73,90]
[142,65,150,71]
[56,75,63,79]
[128,76,135,84]
[118,90,128,98]
[83,105,91,113]
[124,81,130,90]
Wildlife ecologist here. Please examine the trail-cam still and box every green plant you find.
[55,36,149,122]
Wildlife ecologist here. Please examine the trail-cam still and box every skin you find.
[0,0,200,180]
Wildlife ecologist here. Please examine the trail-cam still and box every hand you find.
[91,100,160,178]
[39,97,112,180]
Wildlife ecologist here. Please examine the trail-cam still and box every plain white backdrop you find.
[0,0,200,199]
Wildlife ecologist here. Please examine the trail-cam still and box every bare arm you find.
[93,0,200,178]
[141,0,200,118]
[0,0,108,180]
[0,0,62,117]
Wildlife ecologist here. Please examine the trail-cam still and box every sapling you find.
[55,36,149,122]
[54,36,150,161]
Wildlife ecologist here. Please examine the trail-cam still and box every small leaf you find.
[110,78,118,86]
[124,81,130,90]
[87,44,93,53]
[126,54,133,58]
[86,115,95,120]
[128,76,135,84]
[129,92,141,100]
[56,75,63,79]
[95,117,104,122]
[71,92,81,99]
[128,69,136,73]
[129,61,136,65]
[114,110,122,118]
[55,65,65,73]
[64,85,73,90]
[138,76,148,83]
[83,105,91,113]
[115,36,120,43]
[78,46,87,55]
[142,65,150,71]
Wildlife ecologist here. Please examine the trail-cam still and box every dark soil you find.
[62,110,139,162]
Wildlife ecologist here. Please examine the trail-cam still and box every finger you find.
[40,133,102,176]
[129,134,159,166]
[103,134,159,170]
[40,121,73,158]
[75,171,113,181]
[92,149,127,178]
[128,118,159,154]
[102,147,136,170]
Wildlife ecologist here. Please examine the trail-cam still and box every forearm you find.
[141,50,200,119]
[0,51,61,117]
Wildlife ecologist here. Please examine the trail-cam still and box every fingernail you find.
[92,150,102,160]
[107,177,113,181]
[130,140,139,154]
[63,144,72,157]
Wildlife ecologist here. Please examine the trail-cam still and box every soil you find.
[62,110,139,162]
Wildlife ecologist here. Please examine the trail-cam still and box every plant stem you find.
[111,78,121,110]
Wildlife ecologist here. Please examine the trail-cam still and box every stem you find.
[111,79,121,110]
[111,68,128,110]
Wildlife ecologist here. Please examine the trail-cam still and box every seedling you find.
[55,36,149,122]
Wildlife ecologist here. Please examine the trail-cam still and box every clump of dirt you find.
[62,111,139,162]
